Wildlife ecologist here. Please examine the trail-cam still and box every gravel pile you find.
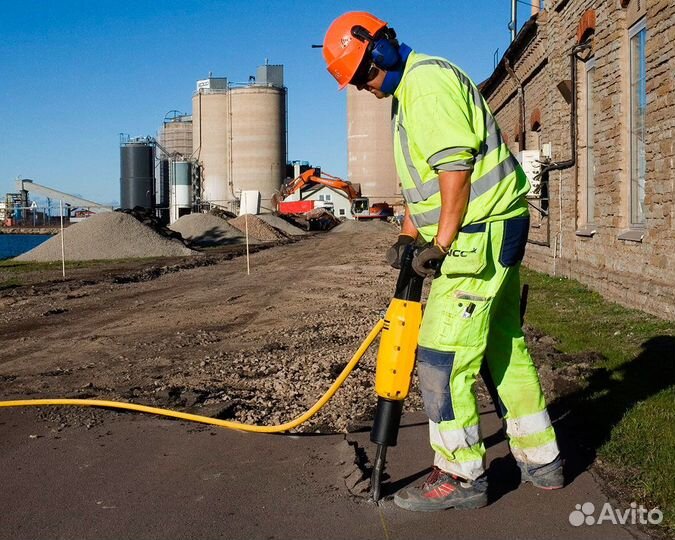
[229,214,287,242]
[170,213,247,247]
[257,213,308,237]
[15,212,197,262]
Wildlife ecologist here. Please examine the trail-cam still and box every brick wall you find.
[481,0,675,320]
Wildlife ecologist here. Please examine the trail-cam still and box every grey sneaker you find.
[394,467,488,512]
[518,457,564,490]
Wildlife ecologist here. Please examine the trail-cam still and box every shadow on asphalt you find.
[380,466,434,499]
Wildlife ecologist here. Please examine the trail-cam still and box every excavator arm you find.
[281,168,361,200]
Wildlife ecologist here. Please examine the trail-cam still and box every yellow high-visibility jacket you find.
[393,51,530,241]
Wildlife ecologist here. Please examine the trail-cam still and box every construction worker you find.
[322,12,562,511]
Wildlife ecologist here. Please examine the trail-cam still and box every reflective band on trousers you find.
[506,410,552,439]
[408,155,520,228]
[434,454,485,481]
[511,440,560,466]
[430,422,481,450]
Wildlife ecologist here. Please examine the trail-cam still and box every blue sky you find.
[1,1,529,204]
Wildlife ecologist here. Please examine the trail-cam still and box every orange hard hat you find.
[323,11,387,89]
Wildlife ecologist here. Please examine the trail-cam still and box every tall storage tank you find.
[159,114,193,158]
[192,77,230,208]
[347,86,399,203]
[170,161,192,223]
[120,142,155,210]
[228,84,286,207]
[157,159,170,209]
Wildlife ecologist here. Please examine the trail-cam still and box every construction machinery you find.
[278,168,393,220]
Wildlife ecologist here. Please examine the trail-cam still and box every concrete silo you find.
[347,86,400,204]
[227,83,286,208]
[158,113,193,158]
[192,77,230,208]
[192,66,286,212]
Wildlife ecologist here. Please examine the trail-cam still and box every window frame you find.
[585,56,597,226]
[628,17,647,228]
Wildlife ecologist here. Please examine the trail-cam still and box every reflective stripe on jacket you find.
[392,51,530,241]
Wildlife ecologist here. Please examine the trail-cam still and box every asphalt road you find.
[0,407,648,540]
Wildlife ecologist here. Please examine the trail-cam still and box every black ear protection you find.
[351,25,401,70]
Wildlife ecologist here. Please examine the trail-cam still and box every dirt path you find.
[0,222,410,431]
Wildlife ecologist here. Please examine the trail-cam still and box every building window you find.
[339,209,346,216]
[318,194,325,201]
[325,194,332,202]
[629,19,647,226]
[586,57,596,223]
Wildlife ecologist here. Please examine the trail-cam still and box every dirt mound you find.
[170,213,247,247]
[15,212,197,262]
[228,214,287,242]
[257,213,308,237]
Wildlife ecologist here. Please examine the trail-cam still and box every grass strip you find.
[522,267,675,534]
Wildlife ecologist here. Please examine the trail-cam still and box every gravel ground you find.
[169,213,248,247]
[229,214,287,242]
[15,212,197,262]
[1,221,587,436]
[257,213,308,237]
[331,219,397,235]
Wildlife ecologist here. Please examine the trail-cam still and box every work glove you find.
[385,234,416,269]
[412,239,447,277]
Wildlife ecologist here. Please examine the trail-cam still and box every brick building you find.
[480,0,675,319]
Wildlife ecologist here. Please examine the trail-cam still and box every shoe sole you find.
[394,493,488,512]
[521,479,564,490]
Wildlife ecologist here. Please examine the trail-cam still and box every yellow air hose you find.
[0,319,384,434]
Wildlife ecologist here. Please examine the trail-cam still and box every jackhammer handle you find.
[395,244,425,302]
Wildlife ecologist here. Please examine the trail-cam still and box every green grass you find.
[0,257,166,274]
[521,268,674,369]
[0,277,22,290]
[521,267,675,534]
[603,388,675,530]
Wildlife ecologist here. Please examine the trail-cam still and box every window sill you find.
[576,225,597,237]
[618,229,645,243]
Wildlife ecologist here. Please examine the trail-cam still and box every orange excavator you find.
[280,168,362,200]
[278,168,393,220]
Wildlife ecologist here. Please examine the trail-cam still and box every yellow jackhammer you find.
[368,245,509,502]
[369,244,424,501]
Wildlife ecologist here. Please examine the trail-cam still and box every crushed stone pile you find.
[228,214,287,242]
[119,207,184,242]
[15,212,198,262]
[257,213,308,236]
[170,213,248,247]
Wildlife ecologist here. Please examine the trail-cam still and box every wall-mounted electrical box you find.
[541,143,552,160]
[518,150,542,197]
